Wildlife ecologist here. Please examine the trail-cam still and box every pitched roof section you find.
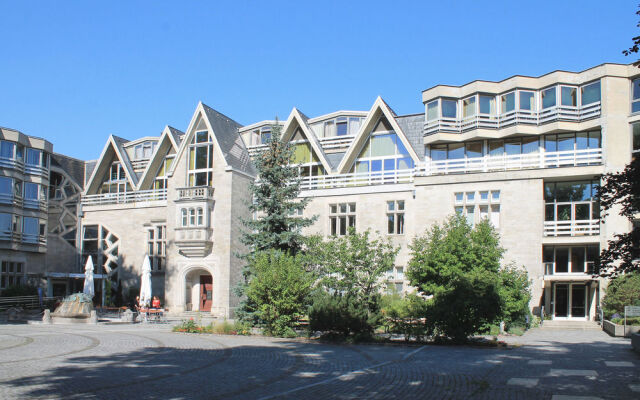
[336,97,422,173]
[395,114,425,162]
[281,108,333,173]
[167,126,184,147]
[51,153,86,190]
[136,125,182,190]
[170,102,255,177]
[83,135,138,194]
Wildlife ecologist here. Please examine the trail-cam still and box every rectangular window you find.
[542,87,556,109]
[148,225,166,271]
[25,148,41,166]
[426,101,439,121]
[336,120,348,136]
[0,261,24,289]
[0,141,14,159]
[324,121,336,137]
[561,86,577,106]
[478,95,495,115]
[633,123,640,155]
[387,200,405,235]
[501,92,515,114]
[633,78,640,113]
[463,96,476,118]
[330,203,356,236]
[519,91,535,111]
[581,81,601,105]
[441,99,457,118]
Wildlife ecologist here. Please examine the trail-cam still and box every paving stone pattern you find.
[0,324,637,399]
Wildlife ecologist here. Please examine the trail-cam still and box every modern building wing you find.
[1,62,638,322]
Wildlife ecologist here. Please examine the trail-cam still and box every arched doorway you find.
[184,268,213,312]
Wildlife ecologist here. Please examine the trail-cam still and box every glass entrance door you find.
[553,283,587,319]
[571,285,586,318]
[554,284,568,317]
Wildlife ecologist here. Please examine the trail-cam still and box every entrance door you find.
[199,275,212,312]
[571,285,586,318]
[555,284,569,317]
[554,283,587,319]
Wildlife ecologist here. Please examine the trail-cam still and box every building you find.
[1,62,638,321]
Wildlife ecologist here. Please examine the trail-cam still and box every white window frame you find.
[329,203,356,236]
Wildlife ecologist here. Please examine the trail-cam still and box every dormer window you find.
[316,117,363,137]
[188,130,214,187]
[134,142,156,160]
[100,161,130,194]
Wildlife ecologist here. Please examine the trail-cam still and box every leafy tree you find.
[245,251,314,337]
[380,292,429,342]
[498,264,532,328]
[597,156,640,276]
[407,215,529,342]
[623,4,640,66]
[308,292,379,341]
[240,121,316,257]
[601,272,640,318]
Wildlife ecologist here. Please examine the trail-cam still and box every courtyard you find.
[0,323,637,399]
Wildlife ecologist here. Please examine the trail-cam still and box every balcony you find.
[421,148,602,176]
[176,186,214,202]
[0,193,22,208]
[0,231,46,247]
[23,163,49,178]
[82,189,167,206]
[317,135,356,151]
[424,102,601,135]
[174,227,212,258]
[544,220,600,237]
[0,156,24,170]
[22,198,48,211]
[543,261,595,278]
[298,169,414,191]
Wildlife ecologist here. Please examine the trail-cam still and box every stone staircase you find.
[169,311,227,324]
[540,320,601,330]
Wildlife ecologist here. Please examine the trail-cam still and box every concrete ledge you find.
[632,333,640,354]
[603,320,640,337]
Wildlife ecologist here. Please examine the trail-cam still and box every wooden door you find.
[200,275,213,312]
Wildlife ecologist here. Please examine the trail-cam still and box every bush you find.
[0,284,38,297]
[173,319,211,333]
[602,273,640,318]
[611,316,640,325]
[245,251,314,337]
[308,292,381,341]
[381,292,429,342]
[498,264,532,328]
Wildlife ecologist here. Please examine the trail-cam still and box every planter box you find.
[632,333,640,353]
[603,319,640,337]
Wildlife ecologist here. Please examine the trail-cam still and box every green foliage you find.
[308,292,380,341]
[597,156,640,276]
[173,319,210,333]
[380,292,429,341]
[601,272,640,318]
[408,215,529,342]
[0,284,38,297]
[622,5,640,67]
[245,251,314,337]
[611,316,640,325]
[240,121,317,257]
[172,318,252,335]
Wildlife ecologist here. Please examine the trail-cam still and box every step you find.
[540,320,601,330]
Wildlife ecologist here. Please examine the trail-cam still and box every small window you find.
[455,193,463,203]
[387,200,405,235]
[466,192,475,202]
[329,203,356,236]
[427,100,439,121]
[441,99,457,119]
[542,87,557,109]
[491,191,500,202]
[480,191,489,201]
[501,92,515,113]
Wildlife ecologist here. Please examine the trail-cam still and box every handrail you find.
[82,189,167,206]
[176,186,214,201]
[543,219,600,236]
[298,169,414,190]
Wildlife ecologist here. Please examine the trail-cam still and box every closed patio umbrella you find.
[83,257,95,298]
[139,255,152,308]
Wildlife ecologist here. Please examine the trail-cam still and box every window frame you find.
[329,202,356,236]
[386,200,405,235]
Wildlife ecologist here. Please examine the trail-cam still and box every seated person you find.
[151,296,161,309]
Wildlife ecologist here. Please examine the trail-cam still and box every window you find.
[544,180,599,226]
[462,96,476,118]
[581,81,600,106]
[188,130,214,187]
[25,148,41,166]
[1,261,24,289]
[541,87,556,109]
[387,200,405,234]
[633,123,640,159]
[260,127,272,144]
[501,92,515,114]
[81,225,120,275]
[353,119,414,173]
[181,207,204,227]
[478,95,495,115]
[154,156,174,190]
[147,225,166,271]
[0,141,14,159]
[441,99,457,118]
[632,78,640,113]
[543,245,598,274]
[22,217,39,243]
[454,190,500,227]
[291,142,325,178]
[0,213,11,239]
[329,203,356,236]
[519,91,535,111]
[134,142,156,160]
[317,116,362,137]
[100,162,130,194]
[336,117,348,136]
[426,100,439,121]
[0,177,12,203]
[561,86,577,107]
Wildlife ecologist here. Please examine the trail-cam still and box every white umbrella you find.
[83,257,95,298]
[139,255,152,308]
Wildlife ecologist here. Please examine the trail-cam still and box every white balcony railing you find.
[422,148,602,176]
[543,219,600,237]
[317,135,356,150]
[176,186,214,201]
[298,169,414,190]
[424,101,601,135]
[82,189,167,206]
[543,261,595,276]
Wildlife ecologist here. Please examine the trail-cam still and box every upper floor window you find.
[541,87,557,109]
[25,148,47,168]
[291,142,325,177]
[544,131,601,153]
[633,123,640,159]
[561,86,578,107]
[426,101,439,121]
[387,200,405,235]
[317,116,362,137]
[154,156,174,190]
[134,141,157,159]
[188,130,213,187]
[0,213,12,237]
[478,95,496,115]
[519,91,535,111]
[501,92,515,114]
[330,203,355,236]
[0,141,14,159]
[353,119,414,173]
[100,162,129,194]
[181,207,204,227]
[544,180,599,223]
[462,96,476,118]
[454,190,500,228]
[543,245,598,274]
[441,99,457,119]
[633,78,640,114]
[581,81,600,105]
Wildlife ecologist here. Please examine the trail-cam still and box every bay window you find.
[542,87,557,109]
[500,92,515,114]
[581,81,600,105]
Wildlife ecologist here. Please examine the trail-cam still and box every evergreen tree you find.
[240,121,317,257]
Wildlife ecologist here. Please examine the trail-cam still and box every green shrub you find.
[381,292,429,341]
[173,319,212,333]
[308,292,381,341]
[498,264,532,328]
[602,273,640,318]
[0,284,38,297]
[611,316,640,325]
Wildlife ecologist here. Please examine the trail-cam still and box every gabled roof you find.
[136,125,183,190]
[395,113,425,162]
[170,102,255,177]
[84,135,138,194]
[336,97,422,173]
[281,108,333,173]
[167,126,184,147]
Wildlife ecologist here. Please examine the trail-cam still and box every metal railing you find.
[0,231,46,245]
[543,219,600,236]
[424,101,601,135]
[176,186,214,201]
[421,148,602,176]
[82,189,167,206]
[298,169,414,190]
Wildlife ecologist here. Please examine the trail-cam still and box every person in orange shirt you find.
[152,296,161,309]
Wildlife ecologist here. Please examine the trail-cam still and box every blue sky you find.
[0,1,637,160]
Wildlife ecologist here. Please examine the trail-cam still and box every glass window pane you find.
[371,134,396,157]
[571,247,586,273]
[488,140,503,156]
[543,246,554,263]
[463,96,476,117]
[397,200,404,210]
[545,204,555,221]
[555,248,569,273]
[545,135,557,152]
[384,158,395,171]
[336,122,348,136]
[24,183,38,200]
[522,137,539,154]
[544,183,555,201]
[588,131,601,149]
[505,139,521,155]
[195,146,208,169]
[581,81,601,105]
[387,201,394,211]
[519,91,535,111]
[427,101,439,121]
[542,87,556,109]
[195,131,209,143]
[397,213,404,234]
[575,203,589,220]
[576,132,588,150]
[466,206,474,225]
[448,143,464,159]
[441,100,457,118]
[491,191,500,201]
[0,141,14,159]
[634,123,640,151]
[349,203,356,213]
[557,204,571,220]
[356,161,369,173]
[387,215,394,234]
[0,177,11,195]
[371,159,382,172]
[430,145,447,161]
[293,143,311,164]
[479,95,495,115]
[466,142,482,158]
[557,133,575,152]
[561,86,577,106]
[466,192,475,202]
[23,217,38,235]
[501,92,515,113]
[480,191,488,201]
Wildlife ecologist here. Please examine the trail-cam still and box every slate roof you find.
[84,160,97,185]
[201,103,255,176]
[395,114,425,161]
[167,126,184,146]
[51,153,86,189]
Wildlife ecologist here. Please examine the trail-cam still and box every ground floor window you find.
[81,224,120,275]
[329,203,356,236]
[147,225,166,271]
[0,261,24,288]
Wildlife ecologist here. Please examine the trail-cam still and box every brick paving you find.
[0,323,637,399]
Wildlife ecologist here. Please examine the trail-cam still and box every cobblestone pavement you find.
[0,323,637,399]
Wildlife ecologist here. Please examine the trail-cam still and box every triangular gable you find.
[168,102,253,178]
[137,126,182,190]
[281,108,333,173]
[84,135,138,194]
[336,97,421,173]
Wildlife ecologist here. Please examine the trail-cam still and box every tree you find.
[240,121,316,257]
[623,5,640,66]
[245,251,314,337]
[407,215,529,342]
[601,272,640,318]
[596,156,640,276]
[498,264,532,328]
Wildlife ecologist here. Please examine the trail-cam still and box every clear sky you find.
[0,1,637,160]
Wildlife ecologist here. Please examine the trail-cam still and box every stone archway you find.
[183,267,214,313]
